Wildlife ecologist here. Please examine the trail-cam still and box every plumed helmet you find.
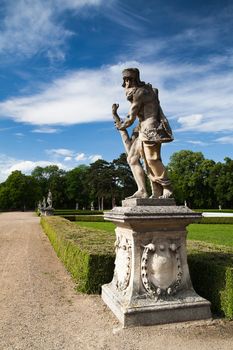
[122,68,145,87]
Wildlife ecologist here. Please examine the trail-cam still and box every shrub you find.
[59,215,105,222]
[54,209,103,216]
[200,217,233,224]
[40,216,115,293]
[188,241,233,319]
[41,217,233,318]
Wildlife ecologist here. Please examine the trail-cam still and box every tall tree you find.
[31,165,67,208]
[88,159,117,210]
[112,153,137,201]
[167,150,216,208]
[0,171,40,210]
[65,165,90,209]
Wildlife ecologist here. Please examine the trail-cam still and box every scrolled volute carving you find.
[114,236,132,292]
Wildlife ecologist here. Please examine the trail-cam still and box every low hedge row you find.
[187,241,233,319]
[200,217,233,224]
[194,209,233,213]
[61,215,105,222]
[41,216,115,293]
[41,216,233,319]
[54,209,103,216]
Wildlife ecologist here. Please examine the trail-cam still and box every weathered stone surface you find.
[102,203,211,327]
[122,198,176,207]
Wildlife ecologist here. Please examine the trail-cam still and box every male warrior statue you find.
[112,68,173,199]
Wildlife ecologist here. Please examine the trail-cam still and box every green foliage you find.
[54,209,103,215]
[112,153,137,200]
[194,209,233,213]
[75,215,105,222]
[168,150,216,208]
[2,151,233,211]
[0,171,40,210]
[168,151,233,209]
[188,224,233,247]
[75,221,115,232]
[65,165,90,209]
[32,165,67,208]
[187,241,233,319]
[60,215,105,222]
[40,216,115,293]
[88,159,117,210]
[200,217,233,224]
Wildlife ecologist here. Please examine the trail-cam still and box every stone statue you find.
[42,197,46,209]
[47,190,52,208]
[38,200,42,210]
[112,68,173,199]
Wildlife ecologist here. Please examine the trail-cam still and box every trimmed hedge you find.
[41,216,233,318]
[187,241,233,319]
[200,217,233,224]
[194,209,233,213]
[41,216,115,293]
[62,215,105,222]
[54,209,103,216]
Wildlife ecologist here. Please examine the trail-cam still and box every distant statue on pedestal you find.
[47,190,52,209]
[42,197,46,209]
[112,68,173,199]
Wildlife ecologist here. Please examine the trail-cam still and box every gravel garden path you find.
[0,212,232,350]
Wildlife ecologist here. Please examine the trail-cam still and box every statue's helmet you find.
[122,68,145,87]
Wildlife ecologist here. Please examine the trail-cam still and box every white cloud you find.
[177,115,204,130]
[0,154,64,182]
[75,152,102,162]
[7,160,64,175]
[89,154,102,162]
[64,156,72,161]
[46,148,74,157]
[31,127,60,134]
[0,0,105,61]
[0,56,233,133]
[0,151,103,183]
[75,153,87,161]
[187,140,208,146]
[216,136,233,144]
[14,132,24,137]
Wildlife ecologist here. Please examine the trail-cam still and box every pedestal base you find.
[41,207,54,216]
[102,198,211,327]
[102,283,211,327]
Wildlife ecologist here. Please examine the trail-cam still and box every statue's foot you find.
[126,190,148,199]
[150,182,163,199]
[159,188,173,199]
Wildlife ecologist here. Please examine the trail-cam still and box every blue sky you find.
[0,0,232,182]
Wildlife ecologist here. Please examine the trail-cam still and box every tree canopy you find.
[0,151,232,210]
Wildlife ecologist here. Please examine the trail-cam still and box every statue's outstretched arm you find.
[112,103,132,154]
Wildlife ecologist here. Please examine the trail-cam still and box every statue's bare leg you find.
[150,181,163,198]
[126,139,148,199]
[143,142,173,199]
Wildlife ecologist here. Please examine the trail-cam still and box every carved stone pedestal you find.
[41,207,54,216]
[101,198,211,327]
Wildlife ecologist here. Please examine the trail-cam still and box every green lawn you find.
[76,221,233,248]
[75,221,115,233]
[188,224,233,247]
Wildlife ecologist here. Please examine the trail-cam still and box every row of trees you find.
[0,150,232,210]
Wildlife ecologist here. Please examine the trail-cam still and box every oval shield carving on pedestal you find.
[141,241,182,298]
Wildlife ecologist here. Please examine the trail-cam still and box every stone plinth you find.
[101,199,211,327]
[41,207,54,216]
